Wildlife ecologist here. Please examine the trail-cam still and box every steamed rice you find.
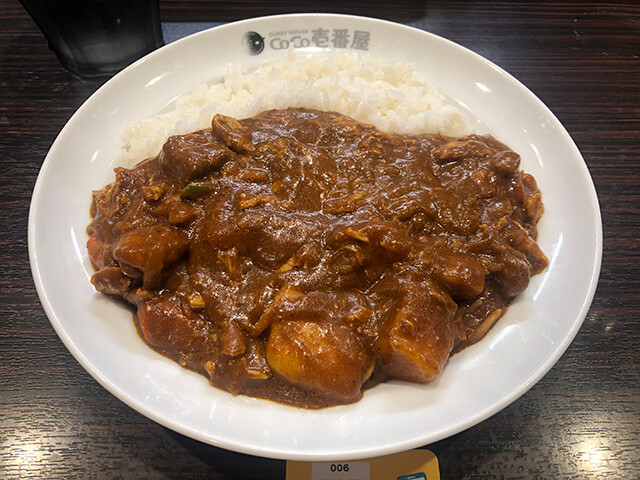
[120,49,470,164]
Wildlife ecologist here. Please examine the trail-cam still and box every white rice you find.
[120,49,470,164]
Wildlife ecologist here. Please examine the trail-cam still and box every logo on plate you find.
[244,31,265,55]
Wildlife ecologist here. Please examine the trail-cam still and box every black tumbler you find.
[19,0,164,77]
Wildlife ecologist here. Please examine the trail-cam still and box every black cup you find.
[19,0,164,77]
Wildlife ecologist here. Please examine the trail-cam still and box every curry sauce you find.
[87,108,547,408]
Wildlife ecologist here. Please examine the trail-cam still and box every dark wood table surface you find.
[1,1,638,478]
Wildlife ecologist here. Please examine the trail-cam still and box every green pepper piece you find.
[180,182,212,200]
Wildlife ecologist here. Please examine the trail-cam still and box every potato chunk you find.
[436,252,486,298]
[266,319,373,403]
[375,282,457,382]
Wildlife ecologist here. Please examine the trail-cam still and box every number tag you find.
[286,449,439,480]
[311,462,370,480]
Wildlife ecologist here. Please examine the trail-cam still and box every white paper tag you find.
[311,462,370,480]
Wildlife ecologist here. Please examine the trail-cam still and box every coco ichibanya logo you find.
[244,31,265,55]
[243,28,371,55]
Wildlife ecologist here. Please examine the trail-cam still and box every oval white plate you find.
[28,14,601,461]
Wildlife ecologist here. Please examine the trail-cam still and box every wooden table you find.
[1,1,638,478]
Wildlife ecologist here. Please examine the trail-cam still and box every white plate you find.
[28,14,602,461]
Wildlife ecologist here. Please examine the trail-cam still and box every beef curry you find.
[87,108,548,408]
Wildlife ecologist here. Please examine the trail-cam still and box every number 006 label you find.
[311,462,370,480]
